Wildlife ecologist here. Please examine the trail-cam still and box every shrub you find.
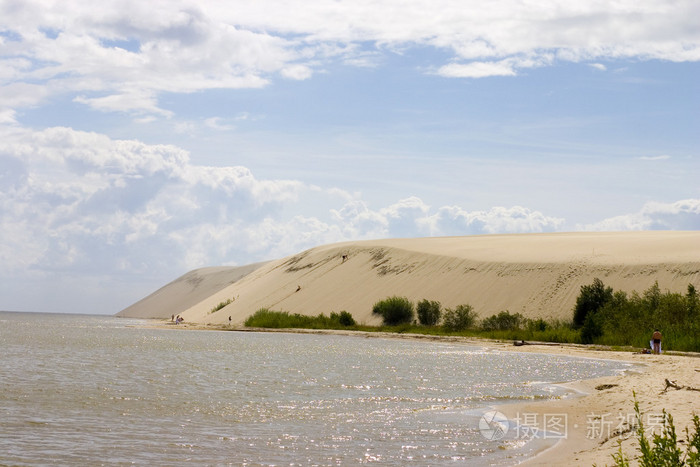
[573,278,613,327]
[244,309,357,329]
[527,318,549,332]
[372,296,414,325]
[442,304,478,331]
[416,299,441,326]
[481,310,525,331]
[331,311,356,327]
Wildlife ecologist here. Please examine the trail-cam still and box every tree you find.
[416,299,441,326]
[573,278,613,328]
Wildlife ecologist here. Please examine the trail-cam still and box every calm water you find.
[0,312,631,466]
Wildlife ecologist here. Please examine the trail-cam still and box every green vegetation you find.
[210,298,233,314]
[442,304,478,331]
[481,310,525,331]
[241,279,699,352]
[372,296,414,325]
[579,281,700,352]
[416,299,441,326]
[244,309,356,329]
[609,393,700,467]
[574,278,613,327]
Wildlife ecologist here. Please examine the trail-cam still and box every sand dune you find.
[116,263,269,319]
[117,231,700,325]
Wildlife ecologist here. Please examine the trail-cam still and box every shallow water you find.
[0,312,630,465]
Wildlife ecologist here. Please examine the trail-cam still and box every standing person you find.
[652,329,662,354]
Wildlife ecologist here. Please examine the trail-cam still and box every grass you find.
[209,298,234,314]
[244,309,356,329]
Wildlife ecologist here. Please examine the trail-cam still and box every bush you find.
[244,309,357,329]
[573,278,613,328]
[481,310,525,331]
[331,311,356,327]
[372,296,414,325]
[442,304,478,331]
[417,299,441,326]
[527,318,549,332]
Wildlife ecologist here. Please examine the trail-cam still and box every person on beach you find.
[652,329,662,354]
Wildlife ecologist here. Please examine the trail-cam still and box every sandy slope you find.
[117,231,700,325]
[116,263,269,318]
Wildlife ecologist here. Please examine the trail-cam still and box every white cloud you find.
[437,60,517,78]
[280,64,314,80]
[580,199,700,231]
[2,0,699,117]
[639,155,671,161]
[418,205,566,236]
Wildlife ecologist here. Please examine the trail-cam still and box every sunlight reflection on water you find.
[0,312,631,465]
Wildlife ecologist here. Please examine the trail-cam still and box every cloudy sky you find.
[1,0,699,314]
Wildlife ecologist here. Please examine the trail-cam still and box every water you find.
[0,312,631,465]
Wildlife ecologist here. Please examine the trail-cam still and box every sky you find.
[1,0,699,314]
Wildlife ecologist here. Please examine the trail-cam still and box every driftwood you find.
[662,378,700,393]
[513,340,561,347]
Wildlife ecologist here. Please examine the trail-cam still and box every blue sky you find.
[1,0,698,314]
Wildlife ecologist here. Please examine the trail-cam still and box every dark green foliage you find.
[687,415,700,466]
[332,310,356,327]
[416,299,441,326]
[244,309,357,329]
[576,281,700,351]
[580,311,603,344]
[442,304,477,331]
[612,393,698,467]
[372,296,414,325]
[573,278,613,327]
[527,318,549,332]
[481,310,525,331]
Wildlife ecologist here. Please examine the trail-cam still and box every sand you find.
[492,344,700,466]
[117,262,269,318]
[118,231,700,325]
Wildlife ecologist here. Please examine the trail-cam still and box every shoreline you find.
[142,320,700,466]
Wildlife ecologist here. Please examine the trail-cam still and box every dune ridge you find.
[117,231,700,325]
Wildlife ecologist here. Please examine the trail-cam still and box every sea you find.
[0,311,633,466]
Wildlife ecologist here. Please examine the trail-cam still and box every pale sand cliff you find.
[118,231,700,326]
